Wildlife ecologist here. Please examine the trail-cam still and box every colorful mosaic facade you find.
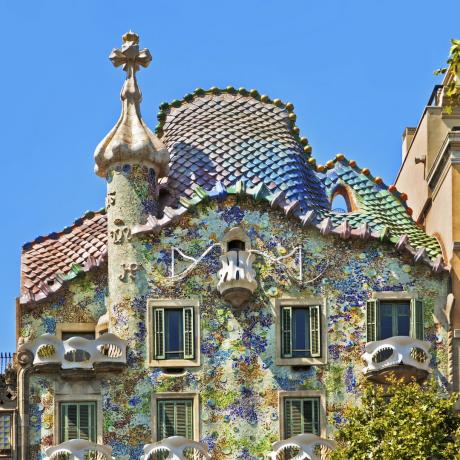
[14,33,450,460]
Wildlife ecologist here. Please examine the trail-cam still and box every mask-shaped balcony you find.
[45,440,114,460]
[17,333,127,374]
[217,227,257,308]
[141,436,210,460]
[362,336,431,384]
[267,434,336,460]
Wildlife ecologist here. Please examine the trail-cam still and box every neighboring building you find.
[396,69,460,392]
[4,33,452,459]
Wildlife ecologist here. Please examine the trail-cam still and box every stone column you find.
[105,164,157,338]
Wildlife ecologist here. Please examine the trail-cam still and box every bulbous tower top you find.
[94,31,169,178]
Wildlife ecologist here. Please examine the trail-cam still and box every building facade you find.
[1,33,453,459]
[396,68,460,392]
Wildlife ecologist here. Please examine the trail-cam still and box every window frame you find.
[59,401,97,443]
[273,297,327,366]
[151,392,200,442]
[147,299,201,368]
[54,393,103,445]
[56,322,96,341]
[367,292,424,342]
[279,391,327,439]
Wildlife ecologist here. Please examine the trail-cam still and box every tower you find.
[94,32,169,342]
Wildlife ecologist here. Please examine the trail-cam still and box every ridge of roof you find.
[316,153,412,215]
[154,85,314,156]
[132,179,445,270]
[22,209,107,252]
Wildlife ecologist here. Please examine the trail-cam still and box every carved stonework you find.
[119,263,138,281]
[0,366,17,408]
[45,440,114,460]
[267,434,336,460]
[141,436,210,460]
[106,191,116,209]
[94,32,169,178]
[110,227,131,244]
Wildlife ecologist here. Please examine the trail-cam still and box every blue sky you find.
[0,0,458,351]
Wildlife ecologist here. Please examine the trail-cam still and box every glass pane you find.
[379,304,394,340]
[62,331,96,341]
[165,309,184,359]
[292,308,309,357]
[396,303,410,336]
[0,414,11,454]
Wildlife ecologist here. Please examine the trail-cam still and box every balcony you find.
[217,250,257,307]
[141,436,210,459]
[362,336,431,384]
[17,333,127,374]
[267,434,336,460]
[44,439,114,460]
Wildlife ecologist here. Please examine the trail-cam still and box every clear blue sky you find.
[0,0,458,351]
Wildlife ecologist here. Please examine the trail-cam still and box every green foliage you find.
[434,39,460,114]
[332,378,460,460]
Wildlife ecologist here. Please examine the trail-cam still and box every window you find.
[284,397,320,437]
[0,413,11,456]
[157,399,193,440]
[147,300,200,367]
[367,298,424,341]
[60,402,96,442]
[281,306,321,358]
[61,331,96,341]
[154,308,194,360]
[56,323,96,341]
[274,298,326,366]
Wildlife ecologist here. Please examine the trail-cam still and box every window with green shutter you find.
[281,306,321,358]
[284,397,320,438]
[153,307,195,360]
[366,299,424,341]
[157,399,194,441]
[60,402,96,442]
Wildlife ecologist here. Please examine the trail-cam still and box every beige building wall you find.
[396,79,460,389]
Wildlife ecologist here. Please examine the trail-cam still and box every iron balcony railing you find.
[0,353,13,375]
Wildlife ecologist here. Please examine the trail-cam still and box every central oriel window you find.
[147,299,200,367]
[154,307,194,360]
[281,305,321,358]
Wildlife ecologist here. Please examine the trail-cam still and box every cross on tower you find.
[109,31,152,74]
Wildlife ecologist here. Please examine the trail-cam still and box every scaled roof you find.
[19,87,444,304]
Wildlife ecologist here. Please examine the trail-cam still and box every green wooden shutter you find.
[154,308,165,359]
[61,403,96,442]
[158,400,193,441]
[183,307,194,359]
[309,305,321,357]
[366,299,379,342]
[284,399,302,438]
[410,299,424,340]
[311,398,320,435]
[61,403,78,441]
[281,307,292,358]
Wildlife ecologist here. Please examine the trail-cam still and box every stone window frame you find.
[278,390,327,439]
[54,393,103,444]
[272,297,328,366]
[368,291,424,341]
[146,299,201,368]
[56,322,97,340]
[151,392,200,442]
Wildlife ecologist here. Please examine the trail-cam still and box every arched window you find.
[330,185,355,213]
